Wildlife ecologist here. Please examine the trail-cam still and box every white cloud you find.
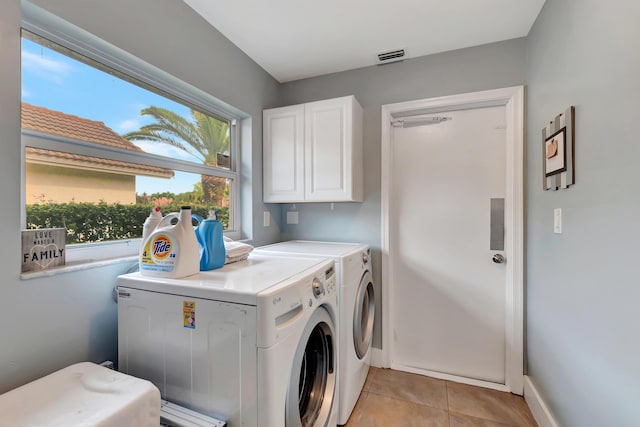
[117,119,140,132]
[22,51,72,84]
[22,88,31,98]
[131,140,202,163]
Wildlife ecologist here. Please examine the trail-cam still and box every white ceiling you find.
[184,0,545,83]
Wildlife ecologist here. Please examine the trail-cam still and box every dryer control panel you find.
[256,259,335,348]
[324,265,337,295]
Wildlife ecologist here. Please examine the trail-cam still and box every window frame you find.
[21,1,244,262]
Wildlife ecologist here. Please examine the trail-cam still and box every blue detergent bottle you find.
[196,210,226,271]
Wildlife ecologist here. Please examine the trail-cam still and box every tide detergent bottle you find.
[196,210,226,271]
[139,206,200,278]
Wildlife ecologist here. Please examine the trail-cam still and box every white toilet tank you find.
[0,362,160,427]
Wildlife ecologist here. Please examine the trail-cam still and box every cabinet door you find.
[263,105,305,202]
[305,96,362,202]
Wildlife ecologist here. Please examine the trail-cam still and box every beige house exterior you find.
[22,103,173,204]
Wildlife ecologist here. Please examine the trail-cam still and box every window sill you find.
[19,234,246,280]
[20,255,138,280]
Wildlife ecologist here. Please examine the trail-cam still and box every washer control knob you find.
[312,278,324,298]
[362,252,369,265]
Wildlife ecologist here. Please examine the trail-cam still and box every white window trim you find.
[22,131,239,181]
[20,0,246,265]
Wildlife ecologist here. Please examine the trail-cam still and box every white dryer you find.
[117,253,339,427]
[254,241,375,425]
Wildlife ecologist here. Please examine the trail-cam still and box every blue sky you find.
[21,38,204,194]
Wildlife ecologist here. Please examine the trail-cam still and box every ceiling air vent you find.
[376,48,408,65]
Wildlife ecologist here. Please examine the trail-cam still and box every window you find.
[20,14,242,262]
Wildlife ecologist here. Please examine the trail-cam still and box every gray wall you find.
[0,0,281,394]
[526,0,640,425]
[279,39,527,348]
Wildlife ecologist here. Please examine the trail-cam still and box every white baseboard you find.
[369,348,385,368]
[524,376,559,427]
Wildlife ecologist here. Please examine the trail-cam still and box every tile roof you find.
[26,147,174,177]
[22,103,144,152]
[21,103,173,178]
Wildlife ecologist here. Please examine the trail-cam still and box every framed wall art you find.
[543,106,575,190]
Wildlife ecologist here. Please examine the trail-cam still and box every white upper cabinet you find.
[263,95,363,203]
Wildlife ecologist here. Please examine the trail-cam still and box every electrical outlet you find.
[287,211,299,225]
[263,211,270,227]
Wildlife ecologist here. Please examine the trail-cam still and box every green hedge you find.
[26,202,228,244]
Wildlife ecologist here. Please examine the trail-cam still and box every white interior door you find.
[390,105,509,385]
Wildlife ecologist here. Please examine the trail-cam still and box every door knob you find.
[492,254,505,264]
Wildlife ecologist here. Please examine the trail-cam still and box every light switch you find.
[287,211,299,225]
[554,208,562,234]
[263,211,270,227]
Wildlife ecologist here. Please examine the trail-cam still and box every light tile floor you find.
[344,368,537,427]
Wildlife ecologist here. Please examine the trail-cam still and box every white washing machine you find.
[255,241,375,425]
[117,253,339,427]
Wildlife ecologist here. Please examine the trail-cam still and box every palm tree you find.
[123,106,230,206]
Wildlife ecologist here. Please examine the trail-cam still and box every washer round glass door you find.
[286,307,336,427]
[353,270,375,359]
